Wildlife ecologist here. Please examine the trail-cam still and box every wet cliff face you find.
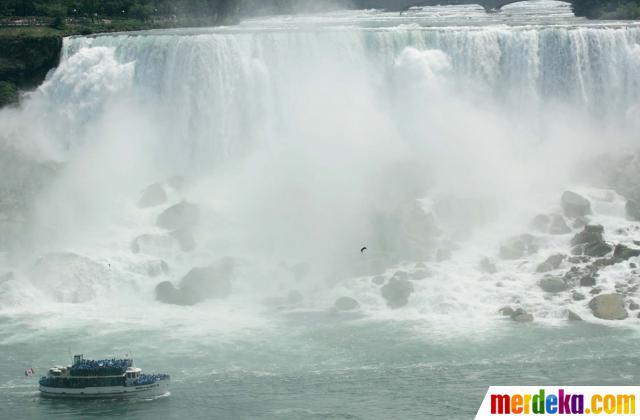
[0,33,62,106]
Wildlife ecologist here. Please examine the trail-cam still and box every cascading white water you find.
[1,1,640,335]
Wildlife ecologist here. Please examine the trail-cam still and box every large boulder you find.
[155,259,234,305]
[333,296,359,311]
[539,276,568,293]
[138,183,167,208]
[613,244,640,260]
[561,191,591,218]
[571,225,604,246]
[536,254,565,273]
[571,225,612,257]
[170,228,196,252]
[531,214,571,235]
[588,293,628,320]
[156,201,199,230]
[499,234,539,260]
[511,308,534,322]
[380,277,414,309]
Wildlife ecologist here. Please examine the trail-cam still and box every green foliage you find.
[573,0,640,19]
[0,81,18,107]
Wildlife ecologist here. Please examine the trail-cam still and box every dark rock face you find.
[561,191,591,218]
[579,275,596,287]
[613,244,640,260]
[155,260,234,305]
[536,254,565,273]
[589,293,628,320]
[572,291,586,301]
[539,276,568,293]
[570,225,612,257]
[499,234,539,260]
[334,296,359,311]
[380,277,414,309]
[532,214,571,235]
[138,183,167,208]
[0,34,62,108]
[156,201,199,230]
[571,225,604,246]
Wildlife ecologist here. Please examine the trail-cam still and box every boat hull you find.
[39,378,170,399]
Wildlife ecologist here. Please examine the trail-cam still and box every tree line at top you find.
[1,0,639,22]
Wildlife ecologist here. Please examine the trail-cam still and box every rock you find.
[334,296,359,311]
[180,263,233,303]
[536,254,565,273]
[626,199,640,221]
[372,275,386,285]
[155,281,184,305]
[138,182,167,208]
[170,228,196,252]
[613,244,640,260]
[630,262,637,269]
[590,287,602,295]
[479,257,497,274]
[146,260,170,277]
[410,270,429,280]
[131,233,178,255]
[571,225,604,246]
[156,259,234,305]
[561,191,591,218]
[511,308,533,322]
[572,217,589,229]
[498,306,515,316]
[539,276,568,293]
[572,291,586,301]
[392,270,408,281]
[570,225,612,257]
[579,275,596,287]
[629,300,640,311]
[499,234,539,260]
[590,257,622,269]
[415,262,427,269]
[531,214,550,232]
[380,277,414,309]
[567,256,590,264]
[436,248,452,262]
[532,214,571,235]
[589,293,628,320]
[583,242,613,258]
[567,310,582,321]
[156,201,199,230]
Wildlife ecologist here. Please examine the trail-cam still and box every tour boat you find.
[39,354,170,398]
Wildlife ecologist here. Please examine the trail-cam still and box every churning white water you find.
[1,1,640,341]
